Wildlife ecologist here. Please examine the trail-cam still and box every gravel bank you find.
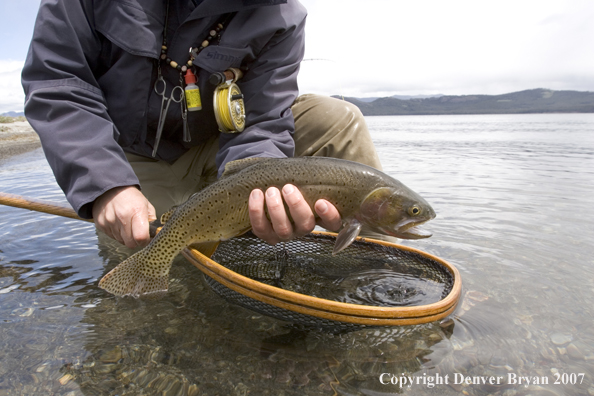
[0,120,42,161]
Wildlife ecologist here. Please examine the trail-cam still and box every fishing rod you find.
[0,192,161,237]
[0,192,89,223]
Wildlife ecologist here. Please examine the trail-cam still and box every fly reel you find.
[211,68,245,133]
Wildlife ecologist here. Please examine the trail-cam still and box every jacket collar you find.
[185,0,287,20]
[243,0,287,5]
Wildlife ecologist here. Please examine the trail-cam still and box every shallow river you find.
[1,113,593,395]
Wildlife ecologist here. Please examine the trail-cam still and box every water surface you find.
[1,113,593,395]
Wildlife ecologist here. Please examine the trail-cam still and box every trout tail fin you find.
[98,251,169,298]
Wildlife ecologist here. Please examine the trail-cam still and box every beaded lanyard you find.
[153,0,234,155]
[160,2,233,74]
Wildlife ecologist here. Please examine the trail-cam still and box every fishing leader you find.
[21,0,383,248]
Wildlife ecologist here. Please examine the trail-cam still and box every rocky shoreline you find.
[0,119,41,161]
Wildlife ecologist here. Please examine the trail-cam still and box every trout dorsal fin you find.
[222,157,270,178]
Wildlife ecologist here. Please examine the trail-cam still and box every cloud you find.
[3,0,594,110]
[297,0,594,98]
[0,60,25,113]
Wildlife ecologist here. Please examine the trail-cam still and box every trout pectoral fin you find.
[188,241,221,258]
[333,219,362,255]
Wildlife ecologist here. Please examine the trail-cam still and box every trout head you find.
[358,187,436,239]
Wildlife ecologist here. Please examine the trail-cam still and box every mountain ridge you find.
[338,89,594,115]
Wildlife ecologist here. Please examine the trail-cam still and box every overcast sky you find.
[1,0,594,113]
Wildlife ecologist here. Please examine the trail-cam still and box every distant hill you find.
[1,111,25,117]
[340,89,594,116]
[356,94,444,103]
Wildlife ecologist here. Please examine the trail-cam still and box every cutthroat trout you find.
[99,157,436,297]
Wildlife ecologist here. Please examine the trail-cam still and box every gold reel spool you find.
[213,82,245,133]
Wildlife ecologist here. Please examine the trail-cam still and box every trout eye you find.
[408,205,421,216]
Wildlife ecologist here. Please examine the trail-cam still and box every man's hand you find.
[248,184,342,245]
[92,186,157,248]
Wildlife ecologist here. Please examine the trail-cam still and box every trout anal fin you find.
[98,252,169,298]
[160,205,179,224]
[333,219,362,255]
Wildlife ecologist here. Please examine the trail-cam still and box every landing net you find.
[183,231,461,331]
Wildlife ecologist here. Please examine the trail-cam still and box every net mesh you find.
[202,232,455,331]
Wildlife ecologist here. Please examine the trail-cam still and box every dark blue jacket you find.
[22,0,306,218]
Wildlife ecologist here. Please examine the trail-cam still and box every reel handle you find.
[209,68,243,85]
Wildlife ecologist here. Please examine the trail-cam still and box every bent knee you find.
[296,94,365,127]
[339,98,364,119]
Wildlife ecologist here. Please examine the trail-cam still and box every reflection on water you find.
[1,113,593,395]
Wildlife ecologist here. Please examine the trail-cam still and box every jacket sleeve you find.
[21,0,140,219]
[215,7,306,177]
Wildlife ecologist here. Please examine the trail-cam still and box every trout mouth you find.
[389,218,434,239]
